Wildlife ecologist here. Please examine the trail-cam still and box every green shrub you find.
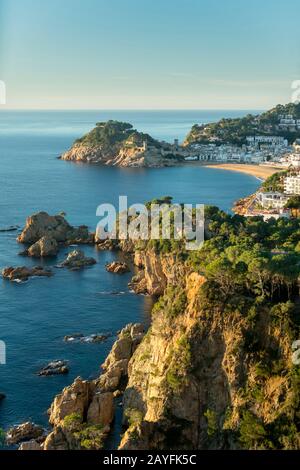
[204,409,218,437]
[74,425,104,450]
[239,411,267,449]
[153,286,187,319]
[62,412,83,431]
[125,408,144,427]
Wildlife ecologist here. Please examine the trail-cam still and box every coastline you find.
[201,163,282,181]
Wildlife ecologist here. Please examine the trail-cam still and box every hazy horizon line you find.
[0,107,265,112]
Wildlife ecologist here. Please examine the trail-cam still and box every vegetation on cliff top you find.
[184,102,300,145]
[145,202,300,449]
[75,120,161,149]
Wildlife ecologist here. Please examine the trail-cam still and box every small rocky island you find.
[58,250,96,270]
[2,266,53,282]
[17,211,94,257]
[38,360,69,377]
[106,261,130,274]
[60,120,184,168]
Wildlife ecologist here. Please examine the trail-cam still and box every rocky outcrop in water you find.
[58,250,96,270]
[18,212,94,257]
[6,422,45,446]
[2,266,53,282]
[60,121,182,168]
[64,333,110,343]
[28,235,59,257]
[106,261,130,274]
[38,360,69,376]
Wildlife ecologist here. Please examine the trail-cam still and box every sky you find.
[1,0,300,110]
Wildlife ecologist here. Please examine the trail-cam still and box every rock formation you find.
[28,235,59,257]
[19,440,43,450]
[129,250,186,295]
[38,360,69,376]
[64,333,110,343]
[58,249,96,270]
[17,212,94,257]
[2,266,53,282]
[60,121,182,168]
[97,323,144,393]
[106,261,130,274]
[117,248,300,450]
[6,422,45,446]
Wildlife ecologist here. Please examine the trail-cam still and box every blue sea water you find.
[0,110,260,442]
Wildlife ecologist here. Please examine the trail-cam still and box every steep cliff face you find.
[120,251,300,450]
[130,250,187,295]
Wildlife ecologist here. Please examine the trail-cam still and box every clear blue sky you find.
[1,0,300,109]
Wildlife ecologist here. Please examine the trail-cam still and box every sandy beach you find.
[202,163,282,181]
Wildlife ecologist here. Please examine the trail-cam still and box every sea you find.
[0,110,260,446]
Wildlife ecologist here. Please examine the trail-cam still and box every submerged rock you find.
[63,333,84,342]
[2,266,53,282]
[64,333,110,343]
[0,225,19,232]
[58,250,96,270]
[6,422,44,446]
[38,360,69,377]
[0,393,6,400]
[106,261,130,274]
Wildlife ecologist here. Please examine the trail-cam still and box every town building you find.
[246,135,288,147]
[278,115,300,131]
[256,191,289,209]
[284,175,300,195]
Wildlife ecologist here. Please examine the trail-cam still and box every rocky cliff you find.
[118,248,300,450]
[13,206,300,451]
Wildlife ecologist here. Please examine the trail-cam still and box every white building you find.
[256,191,289,209]
[284,175,300,195]
[278,115,300,130]
[247,135,287,147]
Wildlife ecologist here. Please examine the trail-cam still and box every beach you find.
[203,163,282,180]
